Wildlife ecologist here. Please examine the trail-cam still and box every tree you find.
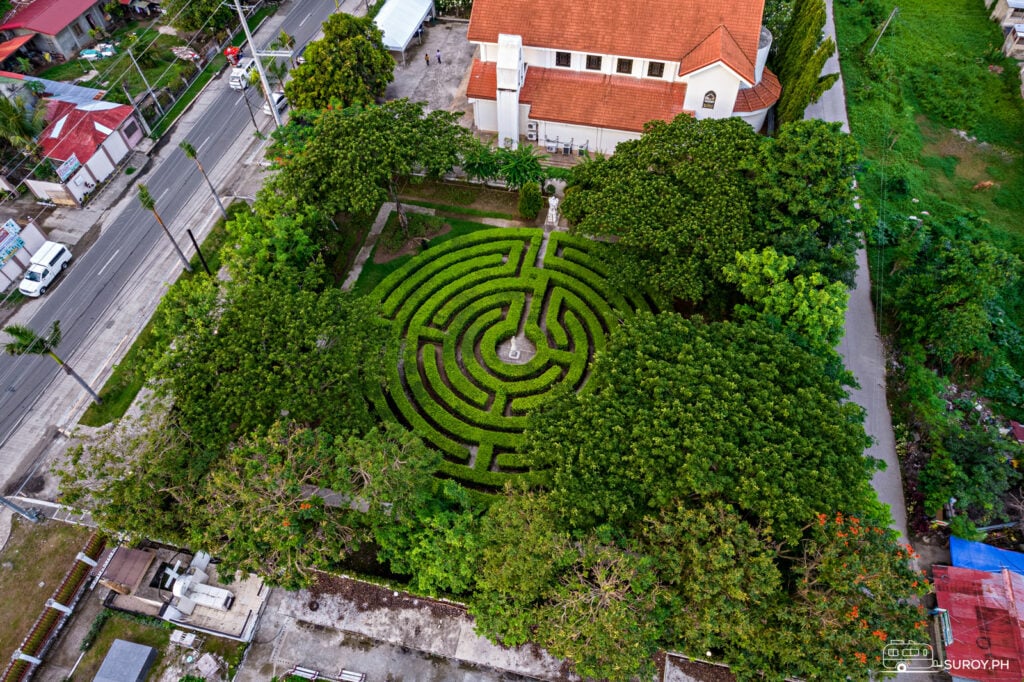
[526,312,876,542]
[723,247,848,356]
[270,99,471,234]
[753,119,864,285]
[561,115,763,306]
[496,144,547,190]
[887,219,1021,372]
[460,139,500,183]
[138,184,193,273]
[149,277,387,451]
[179,141,227,219]
[773,0,839,124]
[222,200,325,283]
[284,13,394,111]
[374,480,483,596]
[159,0,233,33]
[59,401,196,543]
[0,96,45,157]
[3,321,102,404]
[190,423,440,589]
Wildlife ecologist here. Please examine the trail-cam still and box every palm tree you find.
[0,96,45,159]
[138,184,192,272]
[3,321,102,404]
[179,141,227,219]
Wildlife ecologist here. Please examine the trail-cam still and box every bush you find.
[518,183,542,220]
[908,58,984,130]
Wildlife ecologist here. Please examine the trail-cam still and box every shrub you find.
[518,183,543,220]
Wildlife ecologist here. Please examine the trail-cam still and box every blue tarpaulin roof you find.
[950,536,1024,576]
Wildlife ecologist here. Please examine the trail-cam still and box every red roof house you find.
[0,0,111,61]
[39,99,135,163]
[933,565,1024,681]
[465,0,780,155]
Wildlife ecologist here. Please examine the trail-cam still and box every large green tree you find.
[270,99,471,232]
[753,119,864,285]
[149,276,387,453]
[284,13,394,111]
[527,312,876,540]
[159,0,232,33]
[191,424,440,588]
[562,115,762,307]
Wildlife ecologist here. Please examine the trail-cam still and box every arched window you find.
[702,91,717,109]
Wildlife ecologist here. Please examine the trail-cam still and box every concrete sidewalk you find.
[804,0,908,541]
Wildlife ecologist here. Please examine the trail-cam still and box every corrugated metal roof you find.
[933,565,1024,681]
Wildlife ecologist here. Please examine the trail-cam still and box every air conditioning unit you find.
[526,131,538,141]
[527,121,538,132]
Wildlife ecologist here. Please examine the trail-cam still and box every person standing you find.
[424,53,430,66]
[436,49,442,64]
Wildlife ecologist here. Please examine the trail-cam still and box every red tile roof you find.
[934,565,1024,681]
[39,99,135,163]
[679,26,756,82]
[733,68,781,112]
[467,60,689,133]
[468,0,765,83]
[0,0,97,36]
[1010,420,1024,443]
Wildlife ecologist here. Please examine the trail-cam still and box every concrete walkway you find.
[804,0,908,541]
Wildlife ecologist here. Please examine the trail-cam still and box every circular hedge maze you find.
[372,227,653,490]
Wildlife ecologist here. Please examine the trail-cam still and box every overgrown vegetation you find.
[835,0,1024,537]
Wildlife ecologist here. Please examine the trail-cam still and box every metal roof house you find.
[0,0,112,62]
[93,640,158,682]
[933,564,1024,681]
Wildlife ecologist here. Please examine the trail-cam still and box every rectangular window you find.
[616,58,633,74]
[585,54,602,71]
[555,51,571,67]
[71,23,84,37]
[647,61,665,78]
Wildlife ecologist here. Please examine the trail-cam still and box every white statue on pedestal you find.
[546,196,560,226]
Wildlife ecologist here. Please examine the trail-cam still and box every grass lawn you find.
[835,0,1024,237]
[398,178,518,216]
[74,614,171,682]
[78,204,240,426]
[0,518,93,665]
[352,213,498,296]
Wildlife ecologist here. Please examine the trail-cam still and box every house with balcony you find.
[465,0,781,156]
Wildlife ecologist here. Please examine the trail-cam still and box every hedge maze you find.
[372,228,653,490]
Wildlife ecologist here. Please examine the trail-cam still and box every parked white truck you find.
[228,58,257,90]
[19,241,72,297]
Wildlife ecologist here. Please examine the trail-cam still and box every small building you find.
[93,640,157,682]
[465,0,781,156]
[932,564,1024,680]
[0,0,112,62]
[1003,24,1024,61]
[97,545,269,642]
[27,99,144,205]
[374,0,434,65]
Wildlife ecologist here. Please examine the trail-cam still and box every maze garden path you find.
[372,227,655,490]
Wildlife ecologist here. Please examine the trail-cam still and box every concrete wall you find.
[684,64,742,120]
[25,178,77,206]
[0,221,46,290]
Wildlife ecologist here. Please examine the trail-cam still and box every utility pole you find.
[233,0,282,129]
[127,48,164,117]
[869,7,899,55]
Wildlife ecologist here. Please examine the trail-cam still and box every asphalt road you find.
[0,0,334,451]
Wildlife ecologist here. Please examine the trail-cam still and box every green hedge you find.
[373,227,653,491]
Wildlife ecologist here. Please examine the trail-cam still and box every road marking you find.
[96,249,120,277]
[196,135,212,152]
[158,188,170,203]
[300,11,312,26]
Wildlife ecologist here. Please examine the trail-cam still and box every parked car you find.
[228,58,257,90]
[263,92,288,116]
[19,241,72,297]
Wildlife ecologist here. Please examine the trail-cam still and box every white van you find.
[228,58,257,91]
[19,241,72,297]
